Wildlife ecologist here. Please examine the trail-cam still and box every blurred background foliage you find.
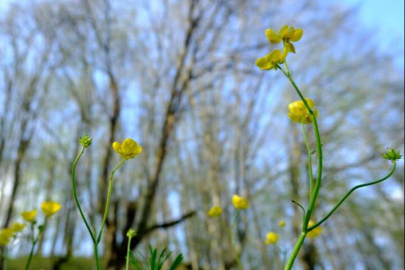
[0,0,403,269]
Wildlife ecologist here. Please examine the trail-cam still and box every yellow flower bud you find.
[207,206,222,217]
[112,138,142,160]
[21,210,37,223]
[11,222,26,233]
[307,220,322,238]
[288,99,319,124]
[41,201,62,217]
[265,231,279,244]
[232,195,249,210]
[279,220,286,227]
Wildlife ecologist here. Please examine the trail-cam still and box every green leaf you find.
[168,254,184,270]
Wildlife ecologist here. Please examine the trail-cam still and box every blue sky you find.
[341,0,404,66]
[1,0,403,45]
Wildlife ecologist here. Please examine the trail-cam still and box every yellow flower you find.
[0,228,15,246]
[21,210,37,222]
[112,138,142,160]
[256,48,288,70]
[11,222,26,233]
[41,201,62,217]
[288,99,319,124]
[264,231,279,244]
[207,206,222,217]
[265,25,303,53]
[232,195,249,210]
[279,220,286,227]
[307,220,322,238]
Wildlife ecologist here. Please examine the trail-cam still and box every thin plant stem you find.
[301,123,315,196]
[278,62,323,269]
[93,242,100,270]
[283,232,306,270]
[227,210,243,270]
[126,235,133,270]
[24,241,36,270]
[308,161,397,231]
[96,158,125,243]
[2,247,7,270]
[71,147,96,243]
[24,221,45,270]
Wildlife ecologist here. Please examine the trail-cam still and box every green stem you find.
[24,241,36,270]
[72,147,100,269]
[2,247,7,270]
[227,210,243,270]
[301,123,314,196]
[278,63,323,269]
[96,158,125,244]
[283,232,307,270]
[126,236,133,270]
[71,147,96,243]
[93,242,100,270]
[308,161,397,231]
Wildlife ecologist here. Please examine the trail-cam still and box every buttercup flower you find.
[112,138,142,160]
[11,222,26,233]
[279,220,286,227]
[232,195,249,210]
[307,220,322,238]
[21,210,37,222]
[256,48,288,70]
[265,231,279,244]
[41,201,62,217]
[207,206,222,217]
[381,149,402,162]
[288,99,319,124]
[0,228,14,246]
[265,25,303,53]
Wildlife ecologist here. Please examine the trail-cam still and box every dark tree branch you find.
[144,211,196,235]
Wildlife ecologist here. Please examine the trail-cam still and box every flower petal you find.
[265,29,282,43]
[290,28,303,42]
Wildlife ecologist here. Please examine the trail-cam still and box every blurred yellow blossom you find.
[307,220,322,238]
[0,228,15,246]
[21,210,37,222]
[279,220,286,227]
[265,231,279,244]
[207,206,222,217]
[11,222,26,233]
[288,99,319,124]
[41,201,62,217]
[112,138,142,160]
[256,48,288,70]
[232,195,249,210]
[265,25,303,53]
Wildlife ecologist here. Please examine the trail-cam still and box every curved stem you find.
[71,146,96,243]
[96,158,125,243]
[278,63,323,270]
[278,64,323,227]
[301,123,314,195]
[308,161,397,231]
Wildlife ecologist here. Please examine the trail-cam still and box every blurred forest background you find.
[0,0,403,269]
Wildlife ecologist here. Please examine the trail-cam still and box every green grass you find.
[6,256,100,270]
